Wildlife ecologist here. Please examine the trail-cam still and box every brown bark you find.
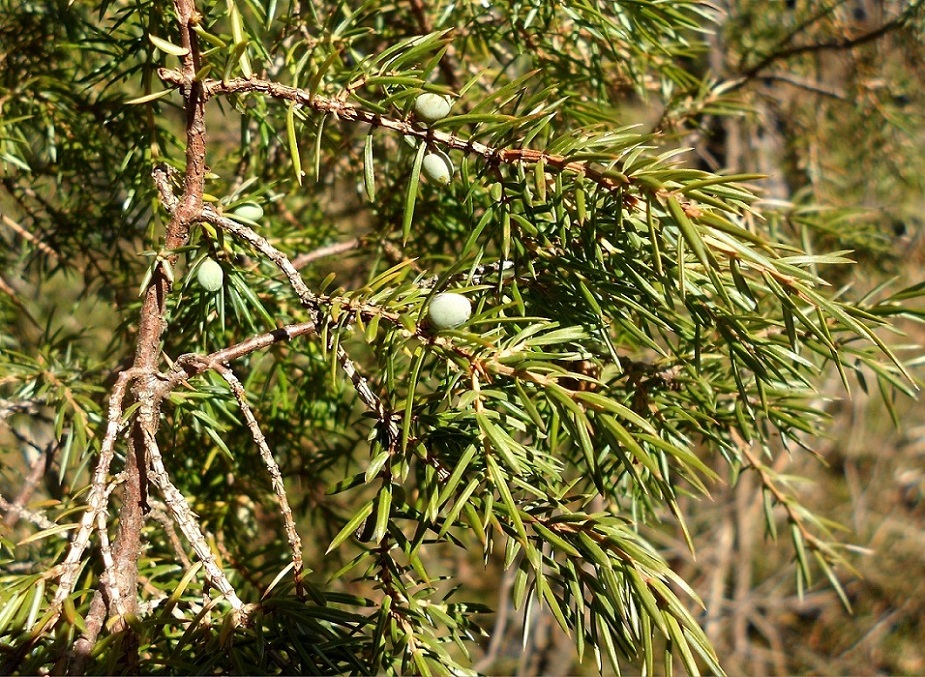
[67,1,209,671]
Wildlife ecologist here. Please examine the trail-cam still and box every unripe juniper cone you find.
[196,258,224,292]
[428,292,472,329]
[414,93,451,123]
[231,202,264,222]
[422,153,453,185]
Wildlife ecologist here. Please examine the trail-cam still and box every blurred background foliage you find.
[1,0,924,674]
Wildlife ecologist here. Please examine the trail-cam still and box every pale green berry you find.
[428,292,471,330]
[196,258,224,292]
[230,202,264,222]
[414,93,451,123]
[422,153,453,185]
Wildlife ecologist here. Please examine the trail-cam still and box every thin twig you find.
[148,500,192,569]
[0,207,61,261]
[213,363,305,598]
[379,239,424,274]
[68,483,132,673]
[95,500,127,620]
[0,399,40,422]
[49,369,139,616]
[0,491,59,531]
[157,71,633,193]
[152,165,180,214]
[0,273,42,327]
[292,238,362,269]
[737,3,920,82]
[70,593,108,675]
[3,444,53,527]
[1,211,60,260]
[758,73,847,100]
[143,421,247,616]
[157,321,318,396]
[737,435,836,561]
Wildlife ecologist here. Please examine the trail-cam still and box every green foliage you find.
[1,0,923,675]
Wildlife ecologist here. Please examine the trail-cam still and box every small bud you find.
[196,258,224,292]
[428,292,472,330]
[414,93,452,123]
[422,153,454,185]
